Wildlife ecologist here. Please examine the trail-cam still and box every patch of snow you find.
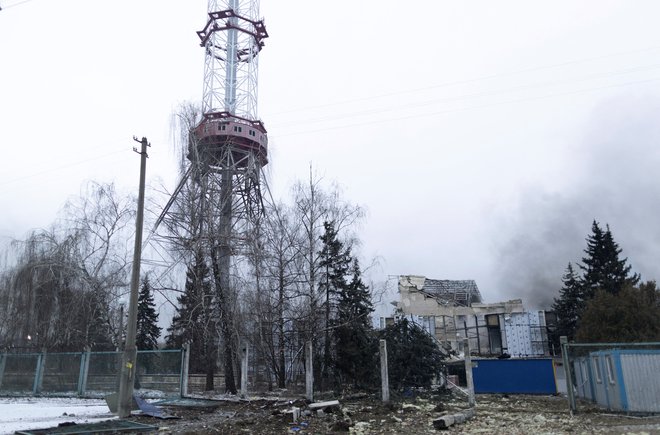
[0,397,115,434]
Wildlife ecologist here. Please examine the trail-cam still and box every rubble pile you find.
[130,391,660,434]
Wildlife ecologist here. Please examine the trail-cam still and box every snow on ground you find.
[0,397,116,434]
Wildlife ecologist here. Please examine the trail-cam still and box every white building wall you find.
[503,311,547,357]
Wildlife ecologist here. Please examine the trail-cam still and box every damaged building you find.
[377,275,554,357]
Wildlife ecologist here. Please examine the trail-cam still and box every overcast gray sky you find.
[3,0,660,308]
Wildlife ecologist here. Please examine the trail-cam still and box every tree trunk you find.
[277,265,286,388]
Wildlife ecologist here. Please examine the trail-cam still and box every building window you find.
[219,125,226,131]
[485,314,499,327]
[379,317,394,329]
[605,356,616,384]
[593,357,602,383]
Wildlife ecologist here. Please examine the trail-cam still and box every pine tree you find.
[166,251,217,389]
[317,220,351,390]
[136,274,161,351]
[551,263,584,342]
[379,318,445,391]
[334,259,378,390]
[580,220,639,297]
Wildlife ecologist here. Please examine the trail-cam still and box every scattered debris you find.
[133,395,181,420]
[402,403,422,413]
[350,421,371,435]
[282,406,301,423]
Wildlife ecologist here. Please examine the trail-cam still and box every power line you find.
[0,148,129,190]
[1,0,36,10]
[271,76,660,139]
[268,62,660,129]
[267,44,660,118]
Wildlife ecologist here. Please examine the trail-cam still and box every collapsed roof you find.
[399,275,483,307]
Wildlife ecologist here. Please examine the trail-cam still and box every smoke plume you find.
[493,94,660,309]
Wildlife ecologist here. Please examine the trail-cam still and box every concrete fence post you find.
[240,342,249,397]
[33,348,47,395]
[180,343,190,398]
[77,350,91,396]
[0,353,7,390]
[380,339,390,403]
[305,341,313,401]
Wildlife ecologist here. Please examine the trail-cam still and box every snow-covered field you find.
[0,397,115,434]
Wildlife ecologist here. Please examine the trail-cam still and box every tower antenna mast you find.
[192,0,269,393]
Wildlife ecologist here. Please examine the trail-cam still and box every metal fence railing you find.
[0,349,184,398]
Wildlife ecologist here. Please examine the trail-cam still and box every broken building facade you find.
[377,275,554,357]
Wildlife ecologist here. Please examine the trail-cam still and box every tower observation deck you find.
[191,0,269,169]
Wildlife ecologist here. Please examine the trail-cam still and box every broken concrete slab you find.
[432,408,476,430]
[308,400,340,410]
[433,414,455,430]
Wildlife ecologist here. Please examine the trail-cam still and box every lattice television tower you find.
[190,0,269,242]
[141,0,268,395]
[152,0,269,252]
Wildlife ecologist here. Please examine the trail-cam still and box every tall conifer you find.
[580,220,639,297]
[551,263,584,341]
[136,274,161,350]
[166,251,216,389]
[335,259,377,389]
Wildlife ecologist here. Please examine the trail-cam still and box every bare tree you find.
[0,182,134,351]
[288,170,364,390]
[242,201,301,388]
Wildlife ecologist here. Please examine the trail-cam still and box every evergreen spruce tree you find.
[135,274,162,378]
[551,263,584,341]
[334,259,378,390]
[317,221,351,390]
[580,220,639,297]
[379,318,445,391]
[136,274,161,351]
[166,251,217,389]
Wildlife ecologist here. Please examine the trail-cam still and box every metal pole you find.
[117,136,150,418]
[380,339,390,403]
[560,336,576,415]
[464,338,475,407]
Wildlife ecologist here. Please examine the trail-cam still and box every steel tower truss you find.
[189,0,268,218]
[147,0,268,265]
[198,0,267,120]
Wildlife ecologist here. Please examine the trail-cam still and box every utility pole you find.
[117,136,150,418]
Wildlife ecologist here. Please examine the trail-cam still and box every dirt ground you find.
[128,391,660,434]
